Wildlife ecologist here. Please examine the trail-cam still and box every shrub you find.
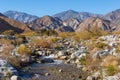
[21,31,38,36]
[106,65,116,76]
[17,44,32,55]
[39,29,58,36]
[79,57,86,65]
[95,42,108,49]
[47,37,59,43]
[102,56,119,67]
[115,45,120,53]
[30,38,51,48]
[74,31,92,41]
[58,32,75,39]
[2,30,15,35]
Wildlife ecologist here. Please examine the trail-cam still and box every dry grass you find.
[17,44,32,56]
[30,38,51,48]
[102,56,119,67]
[58,32,75,39]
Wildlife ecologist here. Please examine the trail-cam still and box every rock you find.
[0,58,17,76]
[92,49,109,59]
[71,47,88,59]
[57,51,65,57]
[59,69,63,73]
[11,75,21,80]
[86,72,100,80]
[45,73,50,76]
[41,58,54,63]
[59,56,67,60]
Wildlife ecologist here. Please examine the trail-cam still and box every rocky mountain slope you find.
[0,13,31,33]
[4,11,38,23]
[76,17,111,32]
[53,10,102,21]
[28,16,63,31]
[104,9,120,21]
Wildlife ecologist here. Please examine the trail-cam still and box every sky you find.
[0,0,120,17]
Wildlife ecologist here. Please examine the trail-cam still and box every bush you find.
[74,31,92,41]
[79,57,86,65]
[30,38,51,48]
[17,44,32,55]
[102,56,119,67]
[58,32,75,39]
[47,37,59,43]
[115,45,120,53]
[39,29,58,36]
[106,65,116,76]
[95,42,108,49]
[21,31,38,36]
[2,30,15,35]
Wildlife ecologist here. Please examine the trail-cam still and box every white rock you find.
[11,75,21,80]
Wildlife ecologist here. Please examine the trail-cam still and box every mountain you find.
[110,18,120,31]
[76,17,111,32]
[104,9,120,21]
[56,26,74,32]
[53,10,102,21]
[3,11,38,23]
[28,16,63,31]
[53,10,79,20]
[63,18,80,30]
[0,13,31,33]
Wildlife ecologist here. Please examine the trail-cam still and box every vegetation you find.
[95,42,108,49]
[58,32,75,39]
[17,44,32,55]
[115,45,120,53]
[106,65,116,76]
[30,38,51,48]
[39,29,58,36]
[2,30,15,35]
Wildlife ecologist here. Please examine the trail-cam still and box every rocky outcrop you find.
[0,14,31,33]
[28,16,63,31]
[76,17,111,32]
[63,18,80,30]
[104,9,120,21]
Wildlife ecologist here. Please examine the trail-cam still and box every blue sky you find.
[0,0,120,17]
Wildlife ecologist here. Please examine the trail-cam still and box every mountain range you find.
[0,9,120,33]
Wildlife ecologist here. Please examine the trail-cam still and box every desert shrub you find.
[17,44,32,55]
[115,45,120,53]
[30,38,51,48]
[74,31,92,41]
[2,30,15,35]
[8,56,22,68]
[21,31,38,36]
[58,32,75,39]
[102,56,119,67]
[39,29,58,36]
[47,37,59,43]
[79,57,86,65]
[106,65,116,76]
[95,42,108,49]
[13,35,28,45]
[85,55,101,71]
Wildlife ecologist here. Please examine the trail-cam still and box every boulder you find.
[41,58,54,63]
[92,50,109,59]
[86,72,100,80]
[71,47,88,59]
[11,75,21,80]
